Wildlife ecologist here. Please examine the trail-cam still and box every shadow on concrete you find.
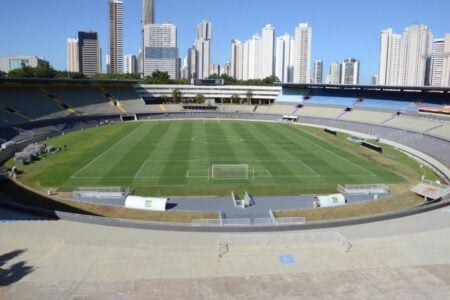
[0,180,100,218]
[0,249,34,286]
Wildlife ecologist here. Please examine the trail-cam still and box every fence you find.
[73,186,130,200]
[338,184,389,195]
[192,216,306,227]
[217,232,352,257]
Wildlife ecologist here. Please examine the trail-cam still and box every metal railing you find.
[217,232,352,257]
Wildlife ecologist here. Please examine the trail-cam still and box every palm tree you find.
[172,88,182,103]
[245,90,253,105]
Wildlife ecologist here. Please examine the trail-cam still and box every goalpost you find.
[211,164,251,180]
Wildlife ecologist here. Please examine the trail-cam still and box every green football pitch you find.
[17,120,407,196]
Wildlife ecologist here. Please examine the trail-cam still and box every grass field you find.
[11,120,421,196]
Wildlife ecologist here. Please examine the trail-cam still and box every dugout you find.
[125,196,168,211]
[315,194,347,208]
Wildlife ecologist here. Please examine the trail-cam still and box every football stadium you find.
[1,80,450,298]
[1,78,449,226]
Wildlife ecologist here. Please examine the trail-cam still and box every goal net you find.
[211,164,249,180]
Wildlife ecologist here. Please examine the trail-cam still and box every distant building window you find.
[145,47,177,59]
[9,59,29,70]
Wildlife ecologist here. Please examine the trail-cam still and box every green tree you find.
[262,75,280,84]
[230,94,240,104]
[0,70,6,78]
[195,93,205,104]
[172,88,183,103]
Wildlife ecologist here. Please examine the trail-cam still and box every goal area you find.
[211,164,250,180]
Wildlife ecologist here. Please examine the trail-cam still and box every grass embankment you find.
[274,191,425,221]
[0,180,218,223]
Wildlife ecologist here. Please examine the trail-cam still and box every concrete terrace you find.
[0,206,450,299]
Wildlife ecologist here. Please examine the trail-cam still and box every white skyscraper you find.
[442,34,450,86]
[195,20,212,79]
[326,62,341,84]
[108,0,123,74]
[248,34,262,79]
[124,54,137,74]
[399,24,433,86]
[230,39,243,79]
[261,24,275,78]
[293,23,312,83]
[378,28,402,85]
[67,38,79,72]
[341,58,360,84]
[313,60,323,84]
[275,34,294,82]
[143,22,178,79]
[430,39,445,86]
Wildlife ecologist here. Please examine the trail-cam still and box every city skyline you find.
[0,0,449,83]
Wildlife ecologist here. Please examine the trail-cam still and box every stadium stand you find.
[340,109,394,124]
[305,96,356,107]
[298,106,343,118]
[0,109,28,124]
[103,85,145,113]
[0,87,66,120]
[45,87,120,115]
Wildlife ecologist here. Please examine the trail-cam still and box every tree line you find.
[0,65,280,86]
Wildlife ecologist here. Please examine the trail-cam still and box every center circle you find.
[191,135,244,144]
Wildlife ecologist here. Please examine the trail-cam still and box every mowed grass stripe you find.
[74,123,147,178]
[229,122,294,183]
[285,124,401,180]
[36,124,138,187]
[261,123,356,177]
[247,123,320,177]
[98,122,171,183]
[158,122,194,184]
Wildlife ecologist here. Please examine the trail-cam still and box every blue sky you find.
[0,0,449,83]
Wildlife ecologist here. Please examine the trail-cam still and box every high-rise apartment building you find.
[293,23,312,83]
[245,34,262,80]
[67,38,79,72]
[399,24,433,86]
[187,46,198,79]
[275,34,294,82]
[261,24,275,78]
[143,22,178,79]
[223,63,231,76]
[78,31,101,76]
[108,0,123,74]
[195,20,212,79]
[230,39,243,79]
[442,34,450,86]
[313,60,323,84]
[210,64,220,76]
[341,58,360,84]
[142,0,154,26]
[124,54,137,74]
[326,62,341,84]
[430,39,445,86]
[378,28,401,85]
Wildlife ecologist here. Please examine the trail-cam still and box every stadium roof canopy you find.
[0,78,141,86]
[279,83,450,94]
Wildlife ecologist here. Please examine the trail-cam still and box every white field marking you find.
[186,170,210,178]
[71,123,144,178]
[294,160,320,177]
[134,159,151,179]
[254,169,272,178]
[70,174,377,180]
[293,130,376,176]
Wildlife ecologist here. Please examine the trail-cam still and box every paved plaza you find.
[0,207,450,299]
